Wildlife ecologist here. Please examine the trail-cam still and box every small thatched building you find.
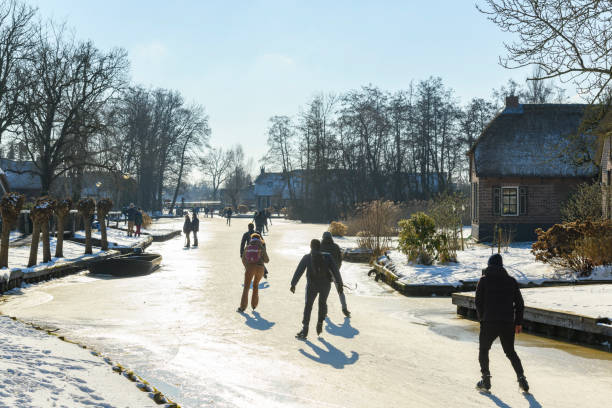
[468,97,598,241]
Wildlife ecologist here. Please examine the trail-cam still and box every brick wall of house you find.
[602,136,611,219]
[472,176,589,241]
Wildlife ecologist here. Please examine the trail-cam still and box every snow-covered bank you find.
[1,238,112,282]
[74,227,150,248]
[0,315,155,407]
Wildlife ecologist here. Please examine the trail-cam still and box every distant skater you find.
[238,232,269,312]
[134,208,143,237]
[191,210,199,247]
[183,214,192,248]
[226,208,232,226]
[291,239,342,340]
[126,203,137,236]
[475,254,529,393]
[320,231,351,317]
[254,211,265,234]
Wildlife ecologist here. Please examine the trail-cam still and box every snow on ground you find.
[0,315,155,408]
[519,284,612,319]
[74,227,148,248]
[336,227,611,286]
[8,231,23,243]
[1,238,110,281]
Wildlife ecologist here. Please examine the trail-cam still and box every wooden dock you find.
[452,292,612,351]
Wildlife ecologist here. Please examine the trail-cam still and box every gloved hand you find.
[290,286,296,294]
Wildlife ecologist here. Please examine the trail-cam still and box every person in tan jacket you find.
[238,233,269,312]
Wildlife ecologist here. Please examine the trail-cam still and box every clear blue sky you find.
[33,0,533,168]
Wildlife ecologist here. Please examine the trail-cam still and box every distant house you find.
[601,133,612,219]
[253,169,302,210]
[0,158,42,198]
[467,97,598,241]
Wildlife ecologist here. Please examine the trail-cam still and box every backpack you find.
[245,239,262,264]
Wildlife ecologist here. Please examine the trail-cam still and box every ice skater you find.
[238,232,269,312]
[291,239,343,340]
[240,223,270,279]
[191,210,199,247]
[320,231,351,317]
[183,213,192,248]
[475,253,529,393]
[226,207,233,226]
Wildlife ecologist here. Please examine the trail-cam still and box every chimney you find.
[505,95,519,108]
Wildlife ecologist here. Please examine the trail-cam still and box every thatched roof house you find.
[468,97,598,241]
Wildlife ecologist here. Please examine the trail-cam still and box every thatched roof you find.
[469,104,598,178]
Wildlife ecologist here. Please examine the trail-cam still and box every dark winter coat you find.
[475,265,524,325]
[320,239,342,269]
[254,211,266,226]
[183,219,192,234]
[240,229,255,256]
[126,207,137,221]
[134,211,143,226]
[191,217,199,232]
[291,251,343,288]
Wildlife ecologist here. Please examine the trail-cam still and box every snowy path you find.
[1,218,611,407]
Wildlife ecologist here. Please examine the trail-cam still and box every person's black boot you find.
[316,321,323,336]
[295,329,307,340]
[517,376,529,393]
[342,308,351,318]
[476,375,491,392]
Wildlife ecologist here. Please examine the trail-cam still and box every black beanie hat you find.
[488,253,503,267]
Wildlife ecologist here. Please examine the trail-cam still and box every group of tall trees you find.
[264,74,567,220]
[0,0,209,210]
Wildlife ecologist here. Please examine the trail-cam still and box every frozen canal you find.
[2,218,611,407]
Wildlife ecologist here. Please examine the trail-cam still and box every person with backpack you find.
[238,232,269,312]
[183,214,192,248]
[475,253,529,393]
[291,239,342,340]
[320,231,351,318]
[240,223,270,279]
[191,210,199,247]
[134,208,144,237]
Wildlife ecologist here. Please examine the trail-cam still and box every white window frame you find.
[501,186,519,216]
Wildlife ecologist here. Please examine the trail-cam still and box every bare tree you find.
[478,0,612,102]
[18,23,128,194]
[200,146,232,200]
[264,115,297,199]
[224,145,251,209]
[0,0,35,145]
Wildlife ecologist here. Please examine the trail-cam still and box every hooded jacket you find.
[291,251,343,288]
[475,265,524,325]
[320,236,342,269]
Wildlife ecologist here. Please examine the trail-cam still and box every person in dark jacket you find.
[126,203,137,236]
[320,231,351,317]
[134,208,144,237]
[291,239,343,339]
[191,211,199,247]
[183,214,192,248]
[253,211,265,234]
[475,253,529,392]
[226,208,233,226]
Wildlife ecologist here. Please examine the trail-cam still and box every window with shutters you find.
[501,187,519,216]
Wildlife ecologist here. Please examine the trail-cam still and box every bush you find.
[238,204,248,214]
[348,200,401,257]
[398,212,438,265]
[532,220,612,277]
[142,212,152,228]
[328,221,348,236]
[561,182,603,222]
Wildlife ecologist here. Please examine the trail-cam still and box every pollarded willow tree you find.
[96,198,113,250]
[0,192,24,268]
[77,198,95,255]
[54,198,72,258]
[27,197,55,267]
